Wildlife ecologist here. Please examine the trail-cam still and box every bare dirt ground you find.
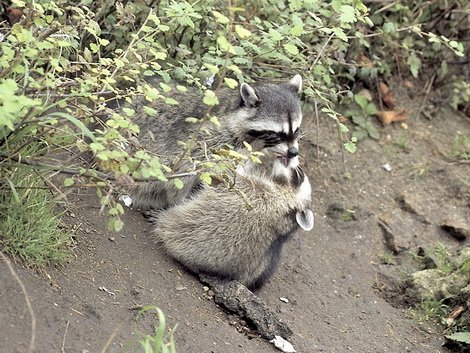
[1,87,469,353]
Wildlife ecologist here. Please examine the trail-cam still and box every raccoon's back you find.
[133,86,240,157]
[152,179,295,269]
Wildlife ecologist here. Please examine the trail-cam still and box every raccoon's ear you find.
[240,83,260,108]
[296,209,314,231]
[289,74,303,95]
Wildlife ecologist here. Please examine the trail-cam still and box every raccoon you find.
[150,155,314,290]
[130,75,304,210]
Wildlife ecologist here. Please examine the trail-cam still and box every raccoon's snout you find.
[275,153,299,168]
[287,146,298,158]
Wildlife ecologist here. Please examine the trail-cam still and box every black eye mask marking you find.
[246,128,300,146]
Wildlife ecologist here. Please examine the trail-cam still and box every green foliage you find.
[0,168,73,266]
[451,133,470,160]
[365,1,466,78]
[1,0,372,235]
[0,0,466,249]
[412,245,470,338]
[429,243,455,275]
[445,332,470,345]
[393,133,409,152]
[343,94,380,140]
[415,298,449,324]
[135,306,177,353]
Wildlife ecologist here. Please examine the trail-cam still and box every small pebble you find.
[383,163,392,172]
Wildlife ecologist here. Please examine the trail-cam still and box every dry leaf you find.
[379,82,390,95]
[357,55,373,68]
[376,110,408,125]
[7,7,24,24]
[446,306,465,326]
[403,80,415,89]
[379,81,396,108]
[357,89,373,101]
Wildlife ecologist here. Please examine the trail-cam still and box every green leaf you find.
[6,178,20,203]
[159,82,171,93]
[89,42,99,53]
[63,178,74,187]
[344,141,357,153]
[227,64,242,74]
[339,5,356,24]
[113,219,124,232]
[99,38,110,46]
[333,27,348,42]
[407,52,421,78]
[290,25,304,37]
[185,117,199,123]
[212,10,230,24]
[204,63,219,74]
[122,107,135,117]
[445,332,470,344]
[164,97,179,106]
[209,116,220,127]
[351,115,366,126]
[200,172,212,185]
[48,112,97,143]
[224,77,238,89]
[203,90,219,106]
[243,141,252,152]
[235,25,251,39]
[217,36,233,53]
[176,85,188,92]
[269,29,283,41]
[366,123,380,140]
[284,43,299,55]
[173,178,184,190]
[365,102,378,116]
[354,95,368,111]
[338,122,349,133]
[383,22,396,33]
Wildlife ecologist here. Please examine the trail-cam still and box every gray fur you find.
[150,158,313,290]
[130,75,303,210]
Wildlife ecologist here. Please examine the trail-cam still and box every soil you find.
[1,84,469,353]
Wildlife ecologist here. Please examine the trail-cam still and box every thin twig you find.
[309,33,334,72]
[171,1,234,172]
[34,169,68,201]
[0,252,36,353]
[0,153,198,182]
[416,73,436,119]
[376,77,384,112]
[100,326,121,353]
[314,100,320,167]
[334,120,346,172]
[61,320,69,353]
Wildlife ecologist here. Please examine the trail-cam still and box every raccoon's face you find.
[238,75,303,169]
[271,161,314,231]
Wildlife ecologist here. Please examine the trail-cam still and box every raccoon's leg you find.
[130,175,201,210]
[247,229,297,290]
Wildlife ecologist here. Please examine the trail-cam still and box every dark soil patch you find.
[1,92,469,352]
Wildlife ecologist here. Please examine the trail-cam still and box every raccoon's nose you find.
[287,146,298,158]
